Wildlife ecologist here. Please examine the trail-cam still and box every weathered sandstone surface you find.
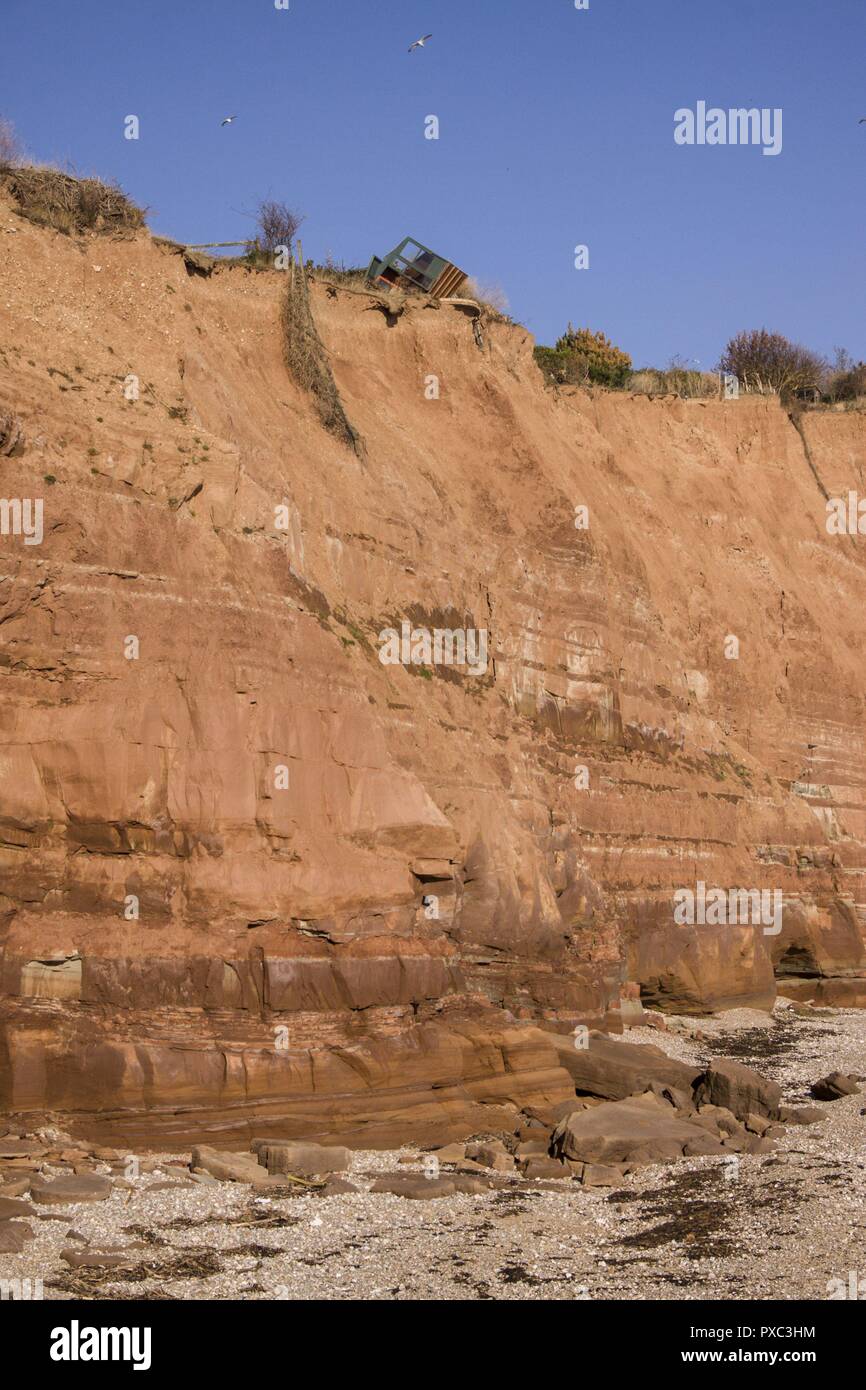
[1,197,865,1143]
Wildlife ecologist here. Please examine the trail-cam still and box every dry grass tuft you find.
[282,259,363,456]
[630,367,719,399]
[312,263,371,292]
[0,163,146,237]
[462,276,510,318]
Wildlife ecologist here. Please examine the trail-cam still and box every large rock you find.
[0,1221,34,1253]
[191,1145,279,1186]
[252,1140,351,1177]
[542,1032,702,1102]
[635,923,778,1014]
[575,1163,625,1187]
[464,1141,514,1172]
[516,1138,550,1158]
[744,1112,772,1135]
[693,1061,782,1121]
[30,1174,112,1205]
[682,1131,729,1157]
[370,1175,457,1200]
[0,1140,47,1159]
[0,1196,33,1220]
[429,1143,466,1163]
[781,1105,825,1125]
[552,1096,727,1166]
[811,1072,861,1101]
[695,1104,743,1136]
[518,1156,570,1180]
[0,1177,32,1198]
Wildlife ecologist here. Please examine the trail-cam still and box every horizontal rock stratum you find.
[1,194,865,1144]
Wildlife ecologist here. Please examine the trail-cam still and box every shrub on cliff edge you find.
[0,117,144,236]
[0,163,146,236]
[824,348,866,403]
[535,325,632,388]
[717,329,825,399]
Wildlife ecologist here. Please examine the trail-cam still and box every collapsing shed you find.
[366,236,468,299]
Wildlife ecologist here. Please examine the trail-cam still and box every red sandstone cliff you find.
[1,198,865,1143]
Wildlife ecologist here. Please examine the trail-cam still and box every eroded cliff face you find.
[1,198,865,1143]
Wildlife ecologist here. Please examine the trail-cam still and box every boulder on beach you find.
[692,1059,782,1120]
[553,1095,732,1166]
[810,1071,861,1101]
[251,1140,351,1177]
[541,1031,703,1102]
[29,1174,112,1205]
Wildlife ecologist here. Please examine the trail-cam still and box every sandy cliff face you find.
[1,200,864,1142]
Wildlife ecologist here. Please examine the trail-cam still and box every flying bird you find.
[220,115,237,126]
[408,34,432,53]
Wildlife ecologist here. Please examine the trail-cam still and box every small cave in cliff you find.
[774,944,820,979]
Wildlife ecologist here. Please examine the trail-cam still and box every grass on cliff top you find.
[629,366,720,399]
[534,346,720,399]
[0,161,146,237]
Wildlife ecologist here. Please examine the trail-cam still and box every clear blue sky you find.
[3,0,864,366]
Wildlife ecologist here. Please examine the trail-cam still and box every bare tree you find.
[717,329,826,398]
[826,348,866,402]
[255,200,304,254]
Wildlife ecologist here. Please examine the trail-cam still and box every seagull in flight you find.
[408,34,432,53]
[220,115,238,126]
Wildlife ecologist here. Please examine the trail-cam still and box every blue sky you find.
[3,0,864,366]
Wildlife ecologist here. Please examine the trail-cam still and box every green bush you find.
[535,325,632,389]
[534,346,578,385]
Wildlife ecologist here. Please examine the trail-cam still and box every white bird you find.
[408,34,432,53]
[220,115,237,126]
